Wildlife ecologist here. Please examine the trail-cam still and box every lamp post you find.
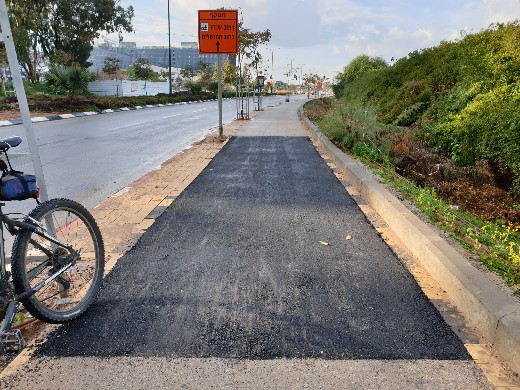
[297,64,305,93]
[168,0,172,95]
[270,47,280,76]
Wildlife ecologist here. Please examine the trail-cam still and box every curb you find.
[0,98,227,127]
[298,105,520,375]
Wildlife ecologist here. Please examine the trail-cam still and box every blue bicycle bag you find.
[0,171,38,201]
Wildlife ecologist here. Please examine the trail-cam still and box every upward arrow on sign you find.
[216,41,220,53]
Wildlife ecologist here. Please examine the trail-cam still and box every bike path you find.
[0,97,491,389]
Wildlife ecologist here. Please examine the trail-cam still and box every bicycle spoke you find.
[11,199,104,323]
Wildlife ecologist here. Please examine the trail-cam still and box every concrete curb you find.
[0,98,229,127]
[298,105,520,375]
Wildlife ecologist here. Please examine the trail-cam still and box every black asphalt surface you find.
[39,135,469,360]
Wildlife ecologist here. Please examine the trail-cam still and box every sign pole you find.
[217,54,223,139]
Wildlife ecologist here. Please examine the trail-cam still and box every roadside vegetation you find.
[0,90,233,114]
[305,21,520,293]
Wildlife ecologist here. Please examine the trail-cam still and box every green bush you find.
[330,21,520,192]
[45,65,97,97]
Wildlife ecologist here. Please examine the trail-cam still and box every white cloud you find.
[478,0,520,24]
[317,0,393,24]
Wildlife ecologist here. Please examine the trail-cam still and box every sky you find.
[105,0,520,81]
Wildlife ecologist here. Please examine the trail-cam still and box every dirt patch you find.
[391,139,520,224]
[304,97,334,122]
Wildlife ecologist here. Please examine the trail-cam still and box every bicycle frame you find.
[0,203,78,352]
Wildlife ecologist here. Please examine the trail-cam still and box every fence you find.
[88,80,171,97]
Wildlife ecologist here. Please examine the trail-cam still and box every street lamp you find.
[168,0,172,95]
[297,64,305,93]
[270,47,280,77]
[286,58,294,84]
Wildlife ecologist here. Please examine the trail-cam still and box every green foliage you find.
[431,83,520,175]
[7,1,133,80]
[237,21,271,69]
[126,58,161,81]
[103,57,121,79]
[208,82,219,94]
[330,21,520,193]
[197,61,212,90]
[24,82,57,95]
[0,91,218,113]
[210,58,238,87]
[183,81,203,94]
[44,65,96,97]
[180,66,197,81]
[307,98,402,166]
[333,55,388,98]
[342,145,520,293]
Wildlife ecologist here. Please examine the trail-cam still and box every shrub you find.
[45,65,97,97]
[327,21,520,193]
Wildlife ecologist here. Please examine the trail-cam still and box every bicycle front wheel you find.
[11,198,104,324]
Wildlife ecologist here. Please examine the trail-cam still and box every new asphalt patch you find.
[38,136,469,360]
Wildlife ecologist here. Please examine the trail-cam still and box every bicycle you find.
[0,136,105,353]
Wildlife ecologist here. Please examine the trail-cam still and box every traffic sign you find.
[198,10,238,54]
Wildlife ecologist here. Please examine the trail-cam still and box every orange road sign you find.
[198,10,238,54]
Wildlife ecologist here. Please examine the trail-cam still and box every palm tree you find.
[45,65,96,98]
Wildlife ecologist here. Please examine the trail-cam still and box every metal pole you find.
[168,0,172,95]
[217,54,223,138]
[0,1,50,203]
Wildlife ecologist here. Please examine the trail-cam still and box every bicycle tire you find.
[11,198,104,324]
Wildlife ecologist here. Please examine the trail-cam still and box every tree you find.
[125,58,160,81]
[214,7,271,90]
[340,55,387,83]
[180,66,196,82]
[7,0,134,82]
[212,57,237,86]
[45,64,96,97]
[183,80,202,94]
[102,56,121,79]
[334,55,388,98]
[49,0,134,67]
[237,21,271,69]
[197,61,211,90]
[7,0,51,82]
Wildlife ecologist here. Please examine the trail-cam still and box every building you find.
[88,41,231,73]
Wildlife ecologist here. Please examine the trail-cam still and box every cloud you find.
[317,0,394,24]
[474,0,520,25]
[331,23,439,64]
